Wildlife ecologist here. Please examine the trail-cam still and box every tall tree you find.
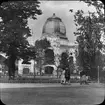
[73,0,104,78]
[59,52,69,70]
[0,1,42,79]
[35,38,51,75]
[59,52,71,79]
[69,53,74,74]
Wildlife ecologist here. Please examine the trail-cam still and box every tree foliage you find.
[0,1,42,56]
[59,52,74,77]
[35,38,51,75]
[35,38,51,60]
[44,49,54,65]
[35,38,51,51]
[69,53,74,74]
[59,52,69,70]
[74,0,104,77]
[0,1,42,79]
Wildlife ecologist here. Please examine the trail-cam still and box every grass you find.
[1,85,105,105]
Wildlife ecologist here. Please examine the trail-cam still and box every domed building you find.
[18,13,78,76]
[41,13,77,75]
[42,13,67,39]
[41,13,70,54]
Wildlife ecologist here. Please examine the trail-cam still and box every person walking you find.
[61,70,66,84]
[65,68,71,85]
[80,70,85,85]
[80,70,89,85]
[85,75,89,85]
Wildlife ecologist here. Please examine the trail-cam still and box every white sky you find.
[27,1,96,45]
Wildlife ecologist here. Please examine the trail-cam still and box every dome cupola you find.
[42,13,67,39]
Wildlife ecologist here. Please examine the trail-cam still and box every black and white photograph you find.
[0,0,105,105]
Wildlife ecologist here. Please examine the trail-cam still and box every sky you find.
[27,1,96,45]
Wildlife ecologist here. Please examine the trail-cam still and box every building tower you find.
[41,13,77,75]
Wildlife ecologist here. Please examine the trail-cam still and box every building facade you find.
[18,13,78,76]
[40,13,77,75]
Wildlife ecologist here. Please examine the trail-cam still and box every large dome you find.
[42,13,67,39]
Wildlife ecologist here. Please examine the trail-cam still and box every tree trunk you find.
[8,55,16,80]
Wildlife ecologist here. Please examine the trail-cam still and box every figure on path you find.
[65,67,71,84]
[61,70,66,84]
[80,70,89,85]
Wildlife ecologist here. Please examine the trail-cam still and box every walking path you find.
[0,83,104,89]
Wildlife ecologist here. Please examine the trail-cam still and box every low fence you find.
[0,75,105,83]
[0,75,81,83]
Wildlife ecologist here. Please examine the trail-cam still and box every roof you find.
[22,61,31,64]
[43,64,57,70]
[47,13,62,21]
[0,55,6,63]
[42,13,67,39]
[0,53,7,58]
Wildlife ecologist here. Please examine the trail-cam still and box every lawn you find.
[1,84,105,105]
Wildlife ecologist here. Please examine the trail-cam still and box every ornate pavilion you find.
[40,13,77,75]
[18,13,78,76]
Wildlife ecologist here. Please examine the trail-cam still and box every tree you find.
[59,52,72,79]
[44,49,54,65]
[69,53,74,74]
[0,1,42,79]
[20,45,36,63]
[35,38,51,60]
[35,38,51,75]
[59,52,69,70]
[73,0,104,78]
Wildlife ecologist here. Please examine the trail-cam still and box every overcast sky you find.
[28,1,96,45]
